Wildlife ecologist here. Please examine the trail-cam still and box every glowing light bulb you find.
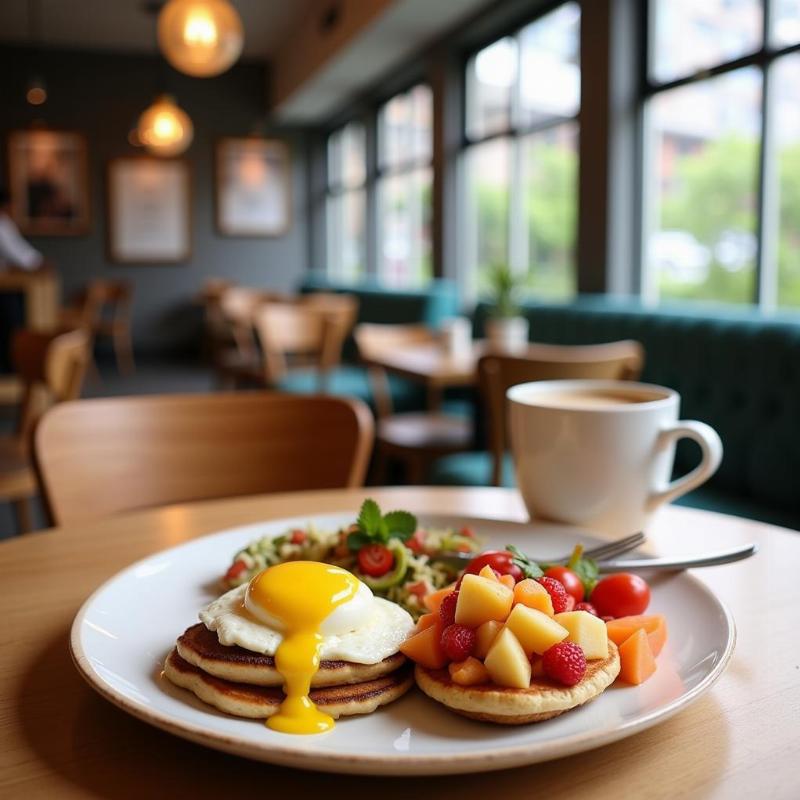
[137,95,193,157]
[158,0,243,77]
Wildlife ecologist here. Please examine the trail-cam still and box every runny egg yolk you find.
[245,561,360,735]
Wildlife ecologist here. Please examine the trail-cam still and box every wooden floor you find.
[0,355,214,539]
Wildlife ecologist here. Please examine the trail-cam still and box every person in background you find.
[0,186,46,372]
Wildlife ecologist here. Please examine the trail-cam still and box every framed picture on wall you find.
[215,137,291,237]
[106,157,191,263]
[7,128,90,236]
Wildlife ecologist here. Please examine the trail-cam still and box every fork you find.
[430,531,646,571]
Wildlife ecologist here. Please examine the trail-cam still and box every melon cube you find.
[504,604,568,656]
[554,610,609,660]
[455,574,514,628]
[474,620,503,659]
[448,656,490,686]
[484,627,531,689]
[513,578,554,616]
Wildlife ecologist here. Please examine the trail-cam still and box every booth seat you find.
[277,274,461,412]
[429,296,800,531]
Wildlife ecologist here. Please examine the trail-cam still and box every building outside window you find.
[642,0,800,309]
[462,2,580,301]
[326,121,367,280]
[377,84,433,287]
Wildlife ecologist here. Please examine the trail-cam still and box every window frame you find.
[459,0,581,299]
[641,0,800,309]
[375,82,435,285]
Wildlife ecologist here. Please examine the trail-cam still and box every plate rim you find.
[69,512,737,776]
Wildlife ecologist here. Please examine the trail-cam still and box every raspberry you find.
[439,591,459,627]
[537,576,570,613]
[440,624,476,662]
[542,642,587,686]
[575,602,598,616]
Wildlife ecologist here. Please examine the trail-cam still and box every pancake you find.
[176,624,408,687]
[415,640,620,725]
[163,649,414,719]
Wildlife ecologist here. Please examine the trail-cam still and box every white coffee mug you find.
[507,380,723,535]
[440,316,472,360]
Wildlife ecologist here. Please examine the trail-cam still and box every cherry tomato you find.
[590,573,651,618]
[464,551,524,582]
[544,566,585,602]
[290,529,307,544]
[224,559,248,582]
[357,544,395,577]
[406,530,427,554]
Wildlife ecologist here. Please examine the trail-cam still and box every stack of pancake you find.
[164,624,414,720]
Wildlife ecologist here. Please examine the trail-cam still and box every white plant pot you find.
[485,316,529,353]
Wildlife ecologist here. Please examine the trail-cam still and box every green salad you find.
[222,499,482,618]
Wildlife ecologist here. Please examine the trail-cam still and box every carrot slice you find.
[617,628,657,685]
[399,622,447,669]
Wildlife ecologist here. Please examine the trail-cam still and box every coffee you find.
[526,389,653,409]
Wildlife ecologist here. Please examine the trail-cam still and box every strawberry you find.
[440,624,476,662]
[542,641,587,686]
[439,591,459,627]
[564,594,576,612]
[537,576,570,613]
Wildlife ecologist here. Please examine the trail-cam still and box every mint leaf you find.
[357,499,382,537]
[376,516,390,542]
[346,530,372,551]
[506,544,544,579]
[383,510,417,541]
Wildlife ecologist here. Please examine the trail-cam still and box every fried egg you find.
[199,561,415,735]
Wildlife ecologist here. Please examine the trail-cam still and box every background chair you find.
[35,392,374,526]
[0,328,91,533]
[355,323,473,484]
[254,298,357,391]
[60,279,135,374]
[429,340,645,487]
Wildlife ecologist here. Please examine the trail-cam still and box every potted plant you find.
[483,263,529,352]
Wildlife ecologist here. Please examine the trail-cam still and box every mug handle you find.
[647,420,723,510]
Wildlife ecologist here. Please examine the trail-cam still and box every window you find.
[377,84,433,286]
[462,2,580,300]
[642,0,800,309]
[326,122,367,280]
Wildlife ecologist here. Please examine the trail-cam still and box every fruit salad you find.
[221,500,482,619]
[400,545,668,690]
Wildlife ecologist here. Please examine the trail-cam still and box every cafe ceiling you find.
[0,0,313,59]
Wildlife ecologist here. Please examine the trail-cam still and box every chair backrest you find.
[219,287,271,357]
[35,392,375,525]
[354,323,437,417]
[478,340,645,486]
[12,328,91,441]
[302,291,359,362]
[254,302,350,386]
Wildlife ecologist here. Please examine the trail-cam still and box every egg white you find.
[200,583,415,664]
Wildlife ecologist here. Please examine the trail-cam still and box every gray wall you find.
[0,45,310,355]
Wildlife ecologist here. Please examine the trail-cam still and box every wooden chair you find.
[253,300,355,390]
[215,287,274,387]
[355,323,474,484]
[61,280,135,374]
[0,328,91,533]
[34,392,374,526]
[479,341,645,486]
[198,278,235,367]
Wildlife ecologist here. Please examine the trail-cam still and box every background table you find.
[2,487,798,799]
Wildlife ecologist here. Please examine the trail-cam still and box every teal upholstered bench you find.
[429,296,800,531]
[277,274,460,412]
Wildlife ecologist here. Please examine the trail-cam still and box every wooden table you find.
[2,487,798,799]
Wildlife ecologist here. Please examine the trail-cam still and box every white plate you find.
[71,513,735,775]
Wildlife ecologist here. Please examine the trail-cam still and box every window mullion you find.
[756,60,779,310]
[508,136,525,276]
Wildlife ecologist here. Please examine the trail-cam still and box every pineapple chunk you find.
[455,574,514,628]
[513,578,554,616]
[478,564,500,582]
[505,604,568,656]
[484,627,531,689]
[553,611,608,660]
[474,620,503,659]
